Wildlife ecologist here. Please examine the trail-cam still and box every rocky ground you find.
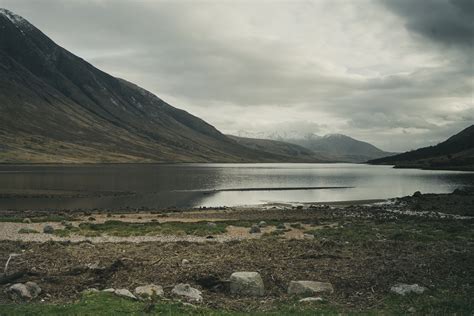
[0,190,473,314]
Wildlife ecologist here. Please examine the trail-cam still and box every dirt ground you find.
[0,191,473,312]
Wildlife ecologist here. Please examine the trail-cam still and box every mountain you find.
[279,134,395,163]
[227,135,330,162]
[0,9,305,163]
[369,125,474,171]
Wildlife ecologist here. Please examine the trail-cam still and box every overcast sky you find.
[1,0,472,151]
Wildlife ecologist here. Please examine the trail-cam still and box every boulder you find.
[206,222,217,227]
[303,234,315,240]
[258,221,267,228]
[43,225,54,234]
[134,284,164,298]
[102,288,116,293]
[249,225,261,234]
[22,218,32,224]
[229,272,264,296]
[7,282,41,300]
[182,259,190,265]
[114,289,137,300]
[390,283,426,296]
[288,281,334,295]
[171,283,202,302]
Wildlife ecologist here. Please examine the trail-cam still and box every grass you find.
[306,218,474,242]
[0,290,471,315]
[0,292,341,316]
[52,219,301,237]
[54,220,229,237]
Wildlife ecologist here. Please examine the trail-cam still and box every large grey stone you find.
[288,281,334,295]
[134,284,164,298]
[171,283,202,302]
[390,283,426,296]
[229,272,264,296]
[7,282,41,300]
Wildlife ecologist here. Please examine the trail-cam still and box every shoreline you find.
[0,190,473,314]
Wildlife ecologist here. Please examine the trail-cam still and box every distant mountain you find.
[0,9,301,163]
[228,135,330,162]
[369,125,474,171]
[280,134,395,163]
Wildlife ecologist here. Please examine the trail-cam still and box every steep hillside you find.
[227,135,329,162]
[0,9,286,163]
[369,125,474,171]
[282,134,394,163]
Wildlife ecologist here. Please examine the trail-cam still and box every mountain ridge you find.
[369,125,474,171]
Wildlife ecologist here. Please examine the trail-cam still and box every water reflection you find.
[0,163,472,210]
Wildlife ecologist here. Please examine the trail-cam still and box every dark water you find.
[0,163,473,210]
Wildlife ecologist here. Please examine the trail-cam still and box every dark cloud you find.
[380,0,474,48]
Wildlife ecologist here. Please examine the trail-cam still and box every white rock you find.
[299,297,324,302]
[288,281,334,295]
[390,283,427,296]
[258,221,267,227]
[134,284,164,298]
[171,283,202,302]
[114,289,137,300]
[102,288,116,293]
[229,272,265,296]
[7,282,41,300]
[182,259,190,265]
[303,234,315,240]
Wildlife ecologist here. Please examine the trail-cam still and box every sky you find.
[0,0,472,152]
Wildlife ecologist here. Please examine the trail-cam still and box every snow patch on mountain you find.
[0,8,33,30]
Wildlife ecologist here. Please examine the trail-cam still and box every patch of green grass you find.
[0,292,342,316]
[17,228,39,234]
[0,291,471,315]
[306,218,474,242]
[52,220,307,238]
[54,220,229,237]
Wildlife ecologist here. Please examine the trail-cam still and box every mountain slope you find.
[227,135,330,162]
[281,134,394,163]
[369,125,474,171]
[0,9,291,163]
